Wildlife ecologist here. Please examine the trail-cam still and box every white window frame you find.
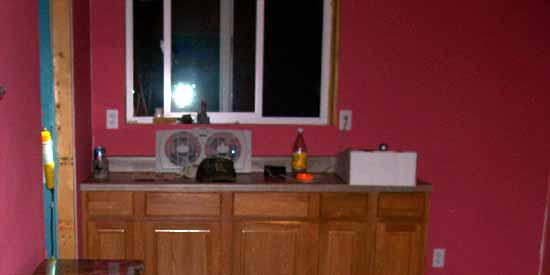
[126,0,333,125]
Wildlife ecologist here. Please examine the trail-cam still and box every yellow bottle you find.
[41,128,55,190]
[291,128,308,175]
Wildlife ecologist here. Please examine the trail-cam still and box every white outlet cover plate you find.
[432,248,446,268]
[106,109,119,129]
[339,109,352,131]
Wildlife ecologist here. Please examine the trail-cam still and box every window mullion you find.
[254,0,265,119]
[220,0,234,112]
[125,0,135,122]
[163,0,172,115]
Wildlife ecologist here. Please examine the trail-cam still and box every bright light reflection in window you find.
[172,82,196,108]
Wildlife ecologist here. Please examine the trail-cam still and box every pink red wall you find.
[543,171,550,275]
[0,0,45,273]
[73,0,92,257]
[74,0,92,190]
[339,1,550,274]
[88,0,550,274]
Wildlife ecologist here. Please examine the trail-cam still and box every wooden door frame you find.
[51,0,77,258]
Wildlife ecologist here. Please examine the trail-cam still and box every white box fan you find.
[156,128,252,172]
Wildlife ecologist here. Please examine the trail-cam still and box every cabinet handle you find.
[97,229,125,233]
[155,229,210,233]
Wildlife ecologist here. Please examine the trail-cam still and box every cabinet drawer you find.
[146,193,221,216]
[377,193,425,219]
[321,193,368,218]
[234,193,313,218]
[87,192,133,217]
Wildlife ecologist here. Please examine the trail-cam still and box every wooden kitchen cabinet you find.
[372,192,427,275]
[319,221,369,275]
[87,220,134,260]
[81,181,430,275]
[372,221,424,275]
[144,222,221,275]
[233,221,319,275]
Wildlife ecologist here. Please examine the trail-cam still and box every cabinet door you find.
[145,222,221,275]
[319,222,369,275]
[87,221,133,259]
[372,222,424,275]
[233,221,318,275]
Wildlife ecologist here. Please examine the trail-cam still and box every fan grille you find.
[164,132,201,166]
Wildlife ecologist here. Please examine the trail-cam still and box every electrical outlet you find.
[432,248,446,268]
[339,110,352,131]
[106,109,119,129]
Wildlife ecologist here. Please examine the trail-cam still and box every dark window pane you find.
[132,0,327,119]
[262,0,324,117]
[171,0,220,112]
[133,0,163,116]
[232,0,256,112]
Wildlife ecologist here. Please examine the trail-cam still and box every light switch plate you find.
[106,109,119,129]
[339,110,352,131]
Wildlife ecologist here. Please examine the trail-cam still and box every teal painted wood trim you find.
[39,0,58,258]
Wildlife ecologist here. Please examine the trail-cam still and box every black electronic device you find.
[264,165,287,178]
[196,157,236,182]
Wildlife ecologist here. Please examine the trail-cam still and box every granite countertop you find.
[81,172,432,193]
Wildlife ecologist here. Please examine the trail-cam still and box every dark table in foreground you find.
[33,259,144,275]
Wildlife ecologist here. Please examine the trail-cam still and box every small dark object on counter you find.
[378,143,389,151]
[264,165,286,178]
[94,146,106,160]
[93,146,109,181]
[178,114,194,124]
[196,157,236,182]
[197,100,210,124]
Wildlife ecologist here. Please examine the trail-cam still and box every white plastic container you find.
[336,150,417,186]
